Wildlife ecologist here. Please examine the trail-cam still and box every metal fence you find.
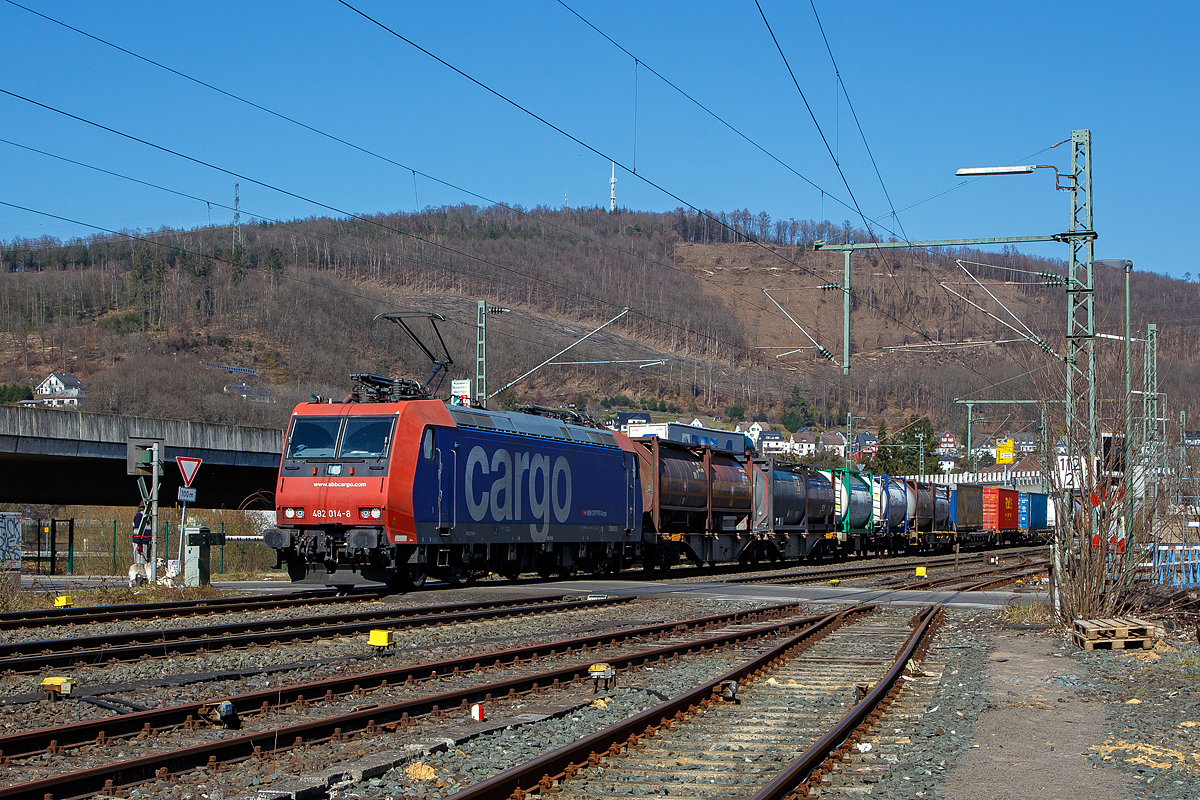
[1152,543,1200,588]
[17,517,274,577]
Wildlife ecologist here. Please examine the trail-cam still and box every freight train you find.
[262,375,1052,589]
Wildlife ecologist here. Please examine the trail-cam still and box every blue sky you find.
[1,1,1195,278]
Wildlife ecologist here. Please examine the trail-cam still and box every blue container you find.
[1023,491,1048,530]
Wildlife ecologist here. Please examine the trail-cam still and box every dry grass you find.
[7,579,243,610]
[1000,601,1055,626]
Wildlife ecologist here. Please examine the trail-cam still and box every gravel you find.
[1077,627,1200,799]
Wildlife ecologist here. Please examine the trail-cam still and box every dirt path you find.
[939,628,1136,800]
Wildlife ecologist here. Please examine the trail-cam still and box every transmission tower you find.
[232,182,241,252]
[609,162,617,212]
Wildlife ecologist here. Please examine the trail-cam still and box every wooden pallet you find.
[1071,632,1152,651]
[1072,616,1155,641]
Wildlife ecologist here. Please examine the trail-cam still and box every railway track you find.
[0,588,385,630]
[0,594,629,673]
[722,546,1045,586]
[0,602,865,800]
[452,604,943,800]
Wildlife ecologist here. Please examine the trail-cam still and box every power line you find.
[553,0,863,221]
[1,16,1053,405]
[0,83,1046,405]
[10,0,1057,389]
[1,0,745,303]
[806,0,906,240]
[754,0,930,341]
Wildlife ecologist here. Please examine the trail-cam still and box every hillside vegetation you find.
[1,205,1196,438]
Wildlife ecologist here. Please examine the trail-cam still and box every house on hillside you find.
[853,432,878,462]
[1012,432,1038,454]
[821,431,847,458]
[758,430,787,455]
[935,431,958,456]
[970,438,997,460]
[604,411,652,432]
[34,373,85,408]
[791,430,817,458]
[1186,430,1200,448]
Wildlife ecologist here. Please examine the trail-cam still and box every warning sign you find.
[176,457,202,487]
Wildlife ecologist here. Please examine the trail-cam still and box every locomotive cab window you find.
[286,416,342,459]
[422,429,435,460]
[340,417,395,459]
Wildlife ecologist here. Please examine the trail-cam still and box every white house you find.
[820,431,847,458]
[34,373,85,408]
[758,430,788,455]
[791,430,818,458]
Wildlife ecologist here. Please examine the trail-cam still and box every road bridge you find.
[0,406,281,509]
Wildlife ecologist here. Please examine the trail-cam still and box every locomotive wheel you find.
[408,566,428,588]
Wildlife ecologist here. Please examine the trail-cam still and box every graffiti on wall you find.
[0,513,22,571]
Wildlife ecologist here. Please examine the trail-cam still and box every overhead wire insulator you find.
[818,283,841,291]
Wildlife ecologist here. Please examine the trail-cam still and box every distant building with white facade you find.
[34,373,85,408]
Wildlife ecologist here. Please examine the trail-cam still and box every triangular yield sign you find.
[176,456,202,488]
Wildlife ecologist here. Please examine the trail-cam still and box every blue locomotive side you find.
[414,424,640,544]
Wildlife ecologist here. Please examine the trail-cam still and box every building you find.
[820,431,847,459]
[970,438,997,460]
[758,430,788,455]
[1185,430,1200,448]
[791,430,817,458]
[852,431,878,461]
[1012,432,1038,454]
[603,411,652,432]
[935,431,958,456]
[224,383,274,404]
[34,373,85,408]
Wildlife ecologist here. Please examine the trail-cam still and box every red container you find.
[982,487,1019,531]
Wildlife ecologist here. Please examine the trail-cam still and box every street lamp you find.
[956,163,1073,190]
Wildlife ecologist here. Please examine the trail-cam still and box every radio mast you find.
[232,183,241,252]
[609,162,617,212]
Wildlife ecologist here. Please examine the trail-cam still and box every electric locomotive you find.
[262,377,640,588]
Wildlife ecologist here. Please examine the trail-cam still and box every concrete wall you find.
[0,406,282,453]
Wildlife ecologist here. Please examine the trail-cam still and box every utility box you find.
[183,526,225,587]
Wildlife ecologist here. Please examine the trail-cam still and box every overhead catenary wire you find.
[331,0,1054,398]
[1,0,756,300]
[1,13,1057,412]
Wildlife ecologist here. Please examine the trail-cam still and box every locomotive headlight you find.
[371,508,381,519]
[284,508,295,519]
[359,507,382,520]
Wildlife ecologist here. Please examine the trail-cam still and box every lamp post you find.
[957,130,1097,556]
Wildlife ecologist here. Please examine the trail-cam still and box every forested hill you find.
[1,204,1196,436]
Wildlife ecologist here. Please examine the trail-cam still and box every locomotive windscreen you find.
[341,417,395,458]
[287,416,341,458]
[286,415,396,460]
